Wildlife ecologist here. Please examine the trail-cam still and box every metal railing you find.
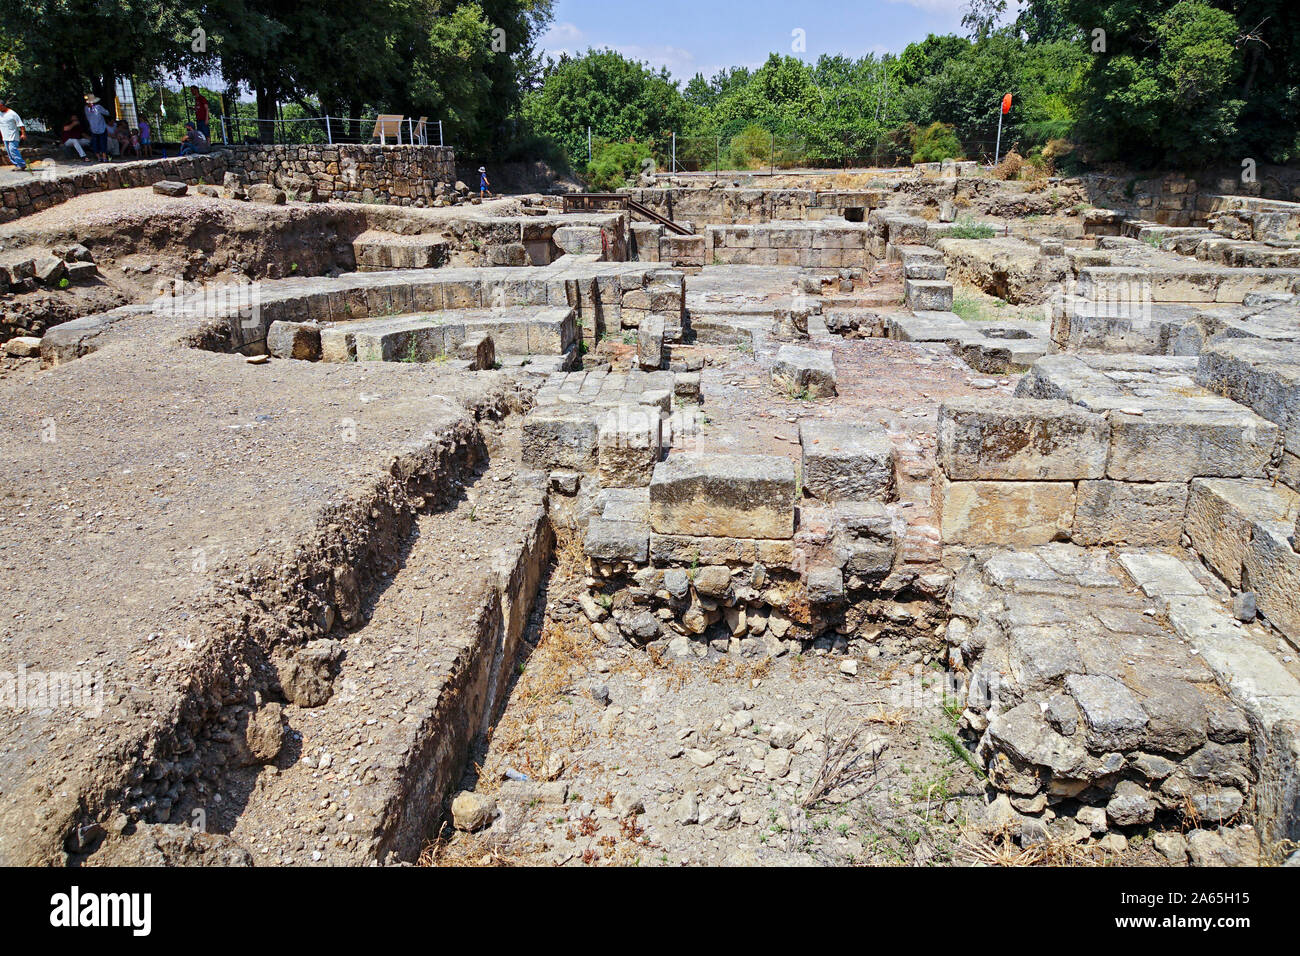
[220,114,444,148]
[140,113,444,149]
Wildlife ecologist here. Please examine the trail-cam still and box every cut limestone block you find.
[1245,521,1300,646]
[771,344,836,398]
[938,397,1109,481]
[521,409,599,471]
[1072,480,1188,547]
[350,317,456,362]
[1106,407,1280,481]
[799,421,895,501]
[1196,338,1300,457]
[1185,478,1295,588]
[597,404,662,487]
[905,279,953,312]
[584,518,649,563]
[266,321,322,361]
[649,453,796,539]
[831,500,901,578]
[457,332,495,370]
[938,476,1075,546]
[648,534,796,568]
[638,314,666,370]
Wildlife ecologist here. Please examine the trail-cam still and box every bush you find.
[991,150,1024,181]
[585,140,652,191]
[726,124,774,169]
[947,217,996,239]
[910,122,963,163]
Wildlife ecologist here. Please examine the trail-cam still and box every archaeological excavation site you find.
[4,149,1299,873]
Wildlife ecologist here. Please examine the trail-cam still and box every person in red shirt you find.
[190,86,210,138]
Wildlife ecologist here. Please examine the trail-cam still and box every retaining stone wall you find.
[225,144,456,206]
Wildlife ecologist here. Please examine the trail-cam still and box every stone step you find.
[1015,353,1281,482]
[949,545,1265,834]
[1183,477,1300,646]
[318,306,575,362]
[352,231,451,271]
[1196,337,1300,470]
[1117,549,1300,842]
[1076,264,1300,305]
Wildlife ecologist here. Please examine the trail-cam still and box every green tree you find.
[521,48,693,168]
[1064,0,1244,164]
[0,0,201,125]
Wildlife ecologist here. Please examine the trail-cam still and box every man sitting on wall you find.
[179,122,210,155]
[62,114,91,161]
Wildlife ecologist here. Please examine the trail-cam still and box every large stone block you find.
[938,397,1109,480]
[1106,407,1279,481]
[905,279,953,312]
[830,500,901,578]
[1072,480,1188,547]
[1245,521,1300,646]
[649,453,796,539]
[799,421,895,501]
[521,409,599,471]
[1184,478,1296,587]
[938,477,1076,546]
[584,518,649,564]
[771,344,836,398]
[637,314,666,370]
[266,321,321,361]
[597,404,662,488]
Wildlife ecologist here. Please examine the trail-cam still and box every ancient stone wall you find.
[1079,166,1300,228]
[0,153,228,220]
[225,144,456,206]
[624,187,882,225]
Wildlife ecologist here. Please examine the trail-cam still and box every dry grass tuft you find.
[956,827,1106,867]
[801,710,888,809]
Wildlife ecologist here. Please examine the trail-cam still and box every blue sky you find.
[537,0,975,82]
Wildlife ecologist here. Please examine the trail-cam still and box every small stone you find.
[451,791,496,832]
[3,336,41,358]
[763,748,793,779]
[152,180,189,197]
[1232,591,1257,622]
[768,722,800,749]
[675,792,699,825]
[685,748,716,768]
[1098,832,1128,854]
[1076,805,1107,835]
[612,791,645,817]
[1153,831,1188,863]
[839,659,858,676]
[1106,780,1156,827]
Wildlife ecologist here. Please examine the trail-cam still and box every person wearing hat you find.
[84,93,113,162]
[479,165,491,199]
[0,96,27,172]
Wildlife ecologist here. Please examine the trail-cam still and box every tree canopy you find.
[0,0,1295,170]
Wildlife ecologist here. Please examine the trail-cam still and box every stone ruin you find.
[1,151,1298,867]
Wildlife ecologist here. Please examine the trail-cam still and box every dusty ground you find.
[0,298,523,862]
[432,529,1169,867]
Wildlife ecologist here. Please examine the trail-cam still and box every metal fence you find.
[143,113,443,149]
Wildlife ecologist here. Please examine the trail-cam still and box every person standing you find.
[190,86,210,138]
[84,93,112,162]
[0,97,28,172]
[479,165,491,199]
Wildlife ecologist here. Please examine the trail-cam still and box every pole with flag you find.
[994,92,1012,165]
